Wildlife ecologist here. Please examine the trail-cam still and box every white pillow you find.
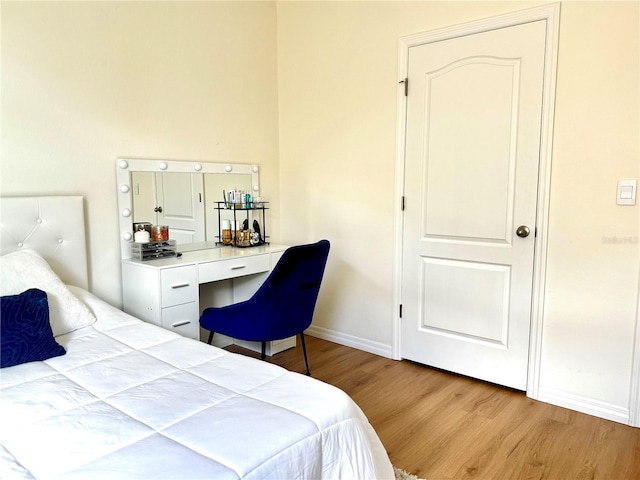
[0,249,96,336]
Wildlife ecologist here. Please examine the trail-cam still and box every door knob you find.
[154,206,163,213]
[516,225,530,238]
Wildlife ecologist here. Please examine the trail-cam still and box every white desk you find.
[121,244,294,355]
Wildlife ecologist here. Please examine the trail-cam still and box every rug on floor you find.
[394,466,426,480]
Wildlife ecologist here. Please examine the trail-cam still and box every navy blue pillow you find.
[1,288,66,368]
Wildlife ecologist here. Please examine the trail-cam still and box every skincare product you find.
[221,219,232,245]
[134,230,150,243]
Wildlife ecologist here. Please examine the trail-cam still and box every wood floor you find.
[226,336,640,480]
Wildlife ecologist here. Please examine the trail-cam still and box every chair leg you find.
[300,332,311,376]
[261,341,266,360]
[207,331,214,345]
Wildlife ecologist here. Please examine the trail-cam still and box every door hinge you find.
[399,78,408,96]
[401,196,405,211]
[399,304,403,318]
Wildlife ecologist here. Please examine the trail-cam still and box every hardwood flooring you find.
[225,336,640,480]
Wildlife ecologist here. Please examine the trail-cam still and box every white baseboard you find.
[306,325,394,359]
[536,386,630,425]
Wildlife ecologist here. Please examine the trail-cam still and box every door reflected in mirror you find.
[131,172,252,245]
[117,158,259,259]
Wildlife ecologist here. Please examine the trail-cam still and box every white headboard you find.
[0,196,89,289]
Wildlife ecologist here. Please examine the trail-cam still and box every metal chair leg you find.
[300,332,311,376]
[207,331,214,345]
[261,341,266,360]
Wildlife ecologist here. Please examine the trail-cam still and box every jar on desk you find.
[221,220,232,245]
[151,225,169,242]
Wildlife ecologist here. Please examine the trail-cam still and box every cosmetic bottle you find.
[221,219,232,245]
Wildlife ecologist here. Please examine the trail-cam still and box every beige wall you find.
[541,1,639,409]
[1,1,280,305]
[2,0,639,420]
[277,1,639,415]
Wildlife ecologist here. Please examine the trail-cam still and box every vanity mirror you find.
[116,158,259,259]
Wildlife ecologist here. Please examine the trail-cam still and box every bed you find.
[0,196,394,480]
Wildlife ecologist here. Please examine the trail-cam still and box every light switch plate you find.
[617,179,637,206]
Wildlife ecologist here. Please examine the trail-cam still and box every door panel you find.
[401,20,547,390]
[421,258,510,345]
[424,58,518,242]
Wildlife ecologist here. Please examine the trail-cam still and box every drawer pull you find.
[172,320,191,328]
[171,283,190,289]
[230,265,246,270]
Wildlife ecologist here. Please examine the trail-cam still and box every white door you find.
[401,20,547,390]
[155,172,205,244]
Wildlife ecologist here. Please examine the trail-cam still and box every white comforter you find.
[0,288,393,480]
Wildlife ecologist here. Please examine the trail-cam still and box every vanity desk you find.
[116,157,293,355]
[121,243,295,355]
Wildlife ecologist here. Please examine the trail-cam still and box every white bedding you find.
[0,287,394,480]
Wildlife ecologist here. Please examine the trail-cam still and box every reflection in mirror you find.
[131,172,153,223]
[117,158,259,259]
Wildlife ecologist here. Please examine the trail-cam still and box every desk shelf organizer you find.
[130,240,177,261]
[214,201,269,248]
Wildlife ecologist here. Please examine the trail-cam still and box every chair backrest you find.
[249,239,330,340]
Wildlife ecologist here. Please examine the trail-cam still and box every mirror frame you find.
[116,158,259,259]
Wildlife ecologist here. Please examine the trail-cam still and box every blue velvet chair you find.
[199,240,330,376]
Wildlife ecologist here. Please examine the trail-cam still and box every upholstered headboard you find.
[0,196,89,289]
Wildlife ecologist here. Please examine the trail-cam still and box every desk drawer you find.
[198,254,270,283]
[161,302,199,339]
[161,265,197,307]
